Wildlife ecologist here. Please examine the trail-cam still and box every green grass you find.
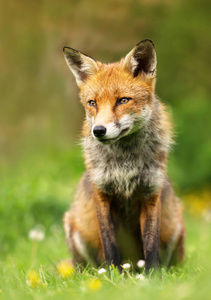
[0,147,211,300]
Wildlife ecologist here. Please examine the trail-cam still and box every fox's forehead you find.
[80,63,152,101]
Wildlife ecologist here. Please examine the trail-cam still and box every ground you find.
[0,146,211,300]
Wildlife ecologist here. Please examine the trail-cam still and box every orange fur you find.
[63,40,185,272]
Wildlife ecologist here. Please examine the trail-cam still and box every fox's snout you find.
[93,126,107,138]
[91,115,133,144]
[91,121,122,143]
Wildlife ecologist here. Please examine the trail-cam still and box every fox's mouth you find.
[97,127,130,144]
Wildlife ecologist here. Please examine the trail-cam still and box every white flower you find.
[28,228,45,241]
[98,268,106,274]
[135,274,145,281]
[137,260,145,268]
[122,263,131,270]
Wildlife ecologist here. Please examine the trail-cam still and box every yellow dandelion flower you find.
[26,270,41,288]
[57,261,74,278]
[86,278,102,291]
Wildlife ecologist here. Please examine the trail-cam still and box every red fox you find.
[63,40,185,273]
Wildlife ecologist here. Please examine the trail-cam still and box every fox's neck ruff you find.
[83,100,172,199]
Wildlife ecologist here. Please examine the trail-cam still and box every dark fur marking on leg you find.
[95,194,121,271]
[143,218,160,273]
[141,197,161,274]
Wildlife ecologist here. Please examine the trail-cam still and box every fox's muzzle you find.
[93,126,107,138]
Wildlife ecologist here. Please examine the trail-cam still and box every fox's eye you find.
[88,100,97,107]
[116,97,131,106]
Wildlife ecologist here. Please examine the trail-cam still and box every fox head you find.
[63,40,157,144]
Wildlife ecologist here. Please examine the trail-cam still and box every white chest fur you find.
[83,125,169,198]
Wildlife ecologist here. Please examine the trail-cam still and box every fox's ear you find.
[123,39,157,79]
[63,47,99,87]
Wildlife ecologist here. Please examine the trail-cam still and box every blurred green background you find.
[0,1,211,298]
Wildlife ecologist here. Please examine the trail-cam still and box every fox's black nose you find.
[93,126,106,138]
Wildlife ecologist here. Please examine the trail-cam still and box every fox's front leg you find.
[140,193,161,274]
[93,188,121,270]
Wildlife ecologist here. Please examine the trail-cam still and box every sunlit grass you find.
[0,148,211,300]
